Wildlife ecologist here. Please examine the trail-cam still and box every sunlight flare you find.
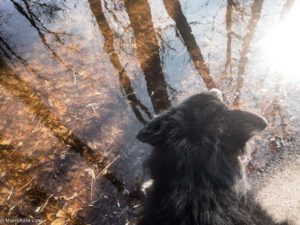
[260,1,300,80]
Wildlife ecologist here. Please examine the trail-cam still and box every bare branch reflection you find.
[0,36,28,66]
[10,0,79,76]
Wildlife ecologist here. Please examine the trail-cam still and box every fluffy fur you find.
[136,91,290,225]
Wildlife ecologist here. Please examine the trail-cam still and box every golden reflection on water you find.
[260,1,300,81]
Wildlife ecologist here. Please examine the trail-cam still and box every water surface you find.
[0,0,299,224]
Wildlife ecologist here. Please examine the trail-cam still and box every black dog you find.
[136,90,290,225]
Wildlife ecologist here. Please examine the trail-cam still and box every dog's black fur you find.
[137,92,290,225]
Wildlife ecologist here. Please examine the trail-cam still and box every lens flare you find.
[260,2,300,81]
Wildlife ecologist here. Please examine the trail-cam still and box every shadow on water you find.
[0,58,124,190]
[124,0,171,113]
[0,60,90,155]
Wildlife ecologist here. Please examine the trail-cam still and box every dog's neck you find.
[149,144,246,194]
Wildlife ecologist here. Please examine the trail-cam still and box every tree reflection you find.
[233,0,264,107]
[0,34,49,80]
[265,95,288,138]
[9,0,78,75]
[224,0,236,80]
[88,0,152,124]
[0,36,28,66]
[163,0,216,89]
[124,0,171,113]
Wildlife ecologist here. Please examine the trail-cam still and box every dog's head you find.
[137,90,267,158]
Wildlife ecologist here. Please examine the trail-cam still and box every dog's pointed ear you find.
[228,110,267,141]
[137,113,172,146]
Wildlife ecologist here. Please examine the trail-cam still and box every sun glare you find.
[260,1,300,81]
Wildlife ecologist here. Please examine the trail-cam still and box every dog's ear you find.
[137,113,173,146]
[228,110,267,141]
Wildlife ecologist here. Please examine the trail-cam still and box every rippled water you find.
[0,0,299,224]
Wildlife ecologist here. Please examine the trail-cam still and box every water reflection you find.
[9,0,77,73]
[88,0,152,124]
[125,0,171,113]
[0,0,300,224]
[0,57,124,206]
[232,0,264,107]
[224,0,235,80]
[0,36,29,67]
[163,0,216,89]
[0,60,90,155]
[260,0,300,81]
